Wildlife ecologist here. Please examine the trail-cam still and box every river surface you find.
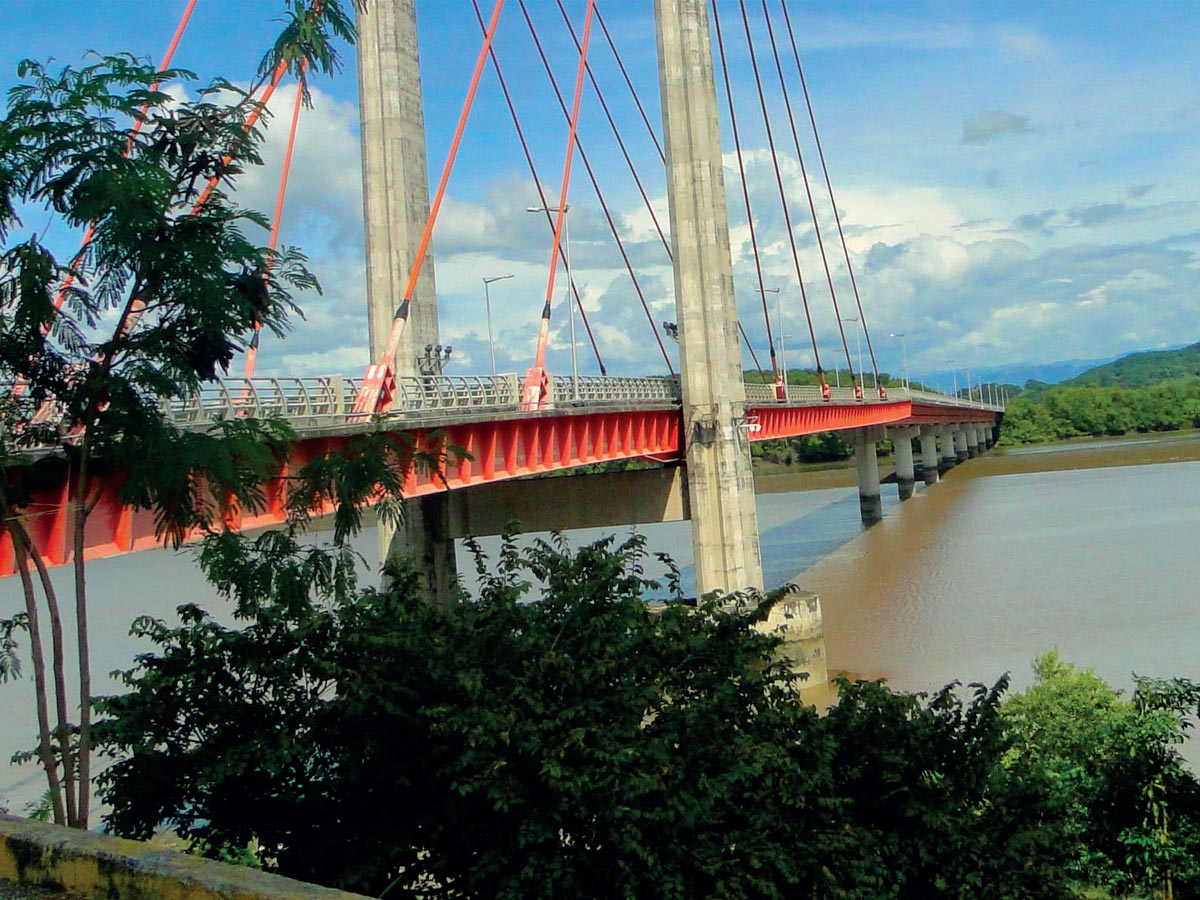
[2,432,1199,813]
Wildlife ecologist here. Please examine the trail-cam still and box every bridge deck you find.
[1,374,1001,576]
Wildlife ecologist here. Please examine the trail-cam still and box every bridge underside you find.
[0,399,997,576]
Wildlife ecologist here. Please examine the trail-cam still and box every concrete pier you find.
[939,426,957,473]
[854,426,883,525]
[954,427,969,463]
[919,428,940,486]
[889,425,919,500]
[358,0,456,603]
[656,0,763,594]
[966,426,979,459]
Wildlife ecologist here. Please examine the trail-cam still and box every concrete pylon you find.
[655,0,763,595]
[854,426,884,525]
[888,425,919,500]
[918,427,940,485]
[965,426,979,459]
[357,0,456,603]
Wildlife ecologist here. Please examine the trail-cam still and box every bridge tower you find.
[357,0,456,602]
[655,0,764,594]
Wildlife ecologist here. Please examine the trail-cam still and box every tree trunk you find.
[71,451,93,829]
[28,545,77,826]
[9,528,66,825]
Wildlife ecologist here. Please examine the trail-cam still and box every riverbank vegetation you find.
[1001,382,1200,444]
[85,513,1200,899]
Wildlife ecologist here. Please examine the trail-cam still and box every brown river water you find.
[2,431,1199,813]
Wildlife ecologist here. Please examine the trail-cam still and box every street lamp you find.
[889,332,909,391]
[527,204,577,399]
[482,274,513,378]
[946,359,958,398]
[841,316,863,389]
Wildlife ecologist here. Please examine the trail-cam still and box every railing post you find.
[331,374,344,415]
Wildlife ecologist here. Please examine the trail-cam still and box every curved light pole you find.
[841,316,863,389]
[890,332,909,391]
[482,274,513,377]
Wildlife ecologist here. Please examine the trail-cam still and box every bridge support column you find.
[888,425,919,500]
[382,494,458,603]
[939,426,957,473]
[854,427,884,525]
[358,0,456,603]
[954,427,969,463]
[919,427,940,486]
[656,0,763,594]
[966,426,979,459]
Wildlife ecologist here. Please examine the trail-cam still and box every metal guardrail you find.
[152,374,1002,429]
[551,375,681,406]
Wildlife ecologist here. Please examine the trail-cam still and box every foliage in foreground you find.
[0,0,359,827]
[97,528,1200,899]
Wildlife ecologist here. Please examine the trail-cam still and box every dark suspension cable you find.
[737,0,830,395]
[469,0,610,375]
[555,0,672,261]
[518,0,676,375]
[710,0,778,383]
[780,0,883,395]
[594,3,666,165]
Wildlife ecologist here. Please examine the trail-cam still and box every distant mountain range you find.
[954,343,1196,389]
[971,355,1125,387]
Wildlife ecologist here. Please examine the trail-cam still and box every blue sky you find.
[2,1,1198,388]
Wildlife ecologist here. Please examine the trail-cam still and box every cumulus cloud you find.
[219,82,1199,388]
[961,110,1034,145]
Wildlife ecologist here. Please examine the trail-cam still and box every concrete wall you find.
[0,815,369,900]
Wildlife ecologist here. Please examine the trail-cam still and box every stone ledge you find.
[0,815,371,900]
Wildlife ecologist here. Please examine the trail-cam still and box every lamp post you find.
[946,359,958,398]
[527,204,576,399]
[482,274,513,378]
[890,332,909,391]
[841,316,863,389]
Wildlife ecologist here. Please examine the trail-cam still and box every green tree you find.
[97,507,1083,899]
[1002,652,1200,898]
[0,0,358,827]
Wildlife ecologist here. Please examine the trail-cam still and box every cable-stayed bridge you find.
[0,0,1003,597]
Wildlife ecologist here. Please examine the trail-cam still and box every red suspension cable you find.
[522,0,597,409]
[355,0,506,415]
[710,0,778,385]
[513,1,676,376]
[469,0,610,376]
[555,0,672,262]
[242,64,308,381]
[42,0,200,327]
